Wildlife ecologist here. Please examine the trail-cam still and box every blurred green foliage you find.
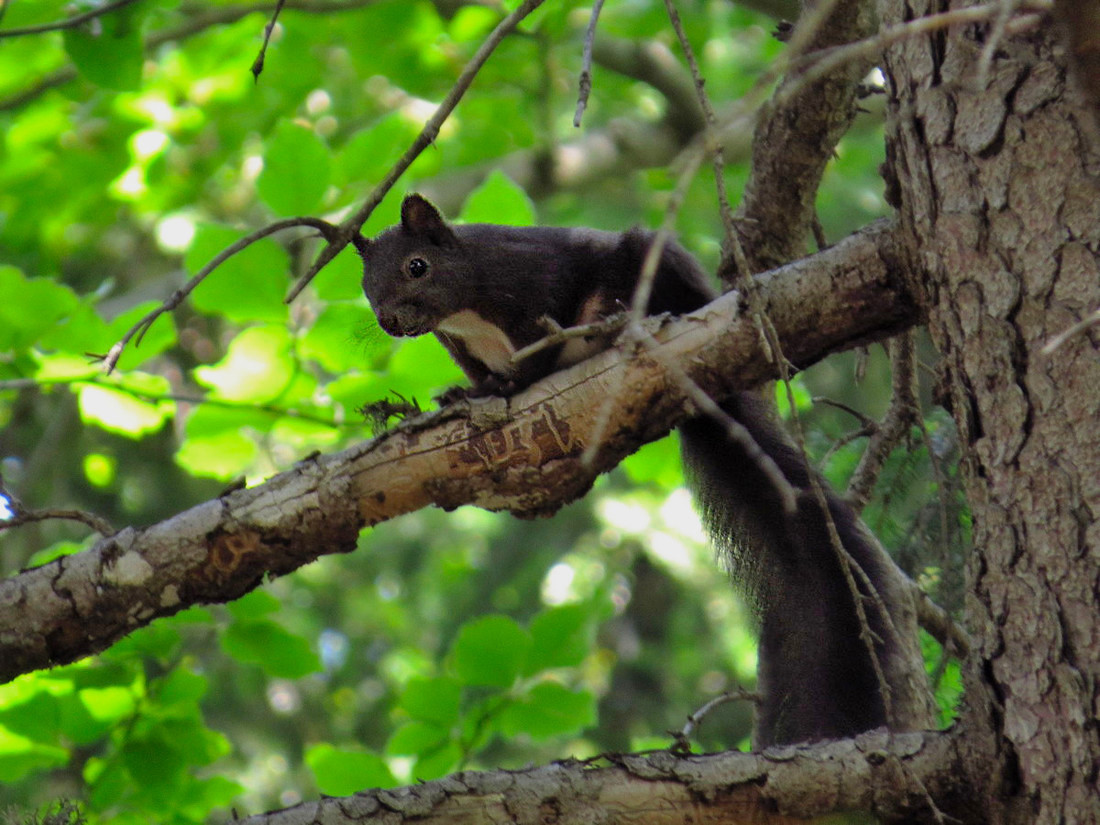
[0,0,965,821]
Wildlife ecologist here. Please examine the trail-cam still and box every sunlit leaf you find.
[194,325,294,402]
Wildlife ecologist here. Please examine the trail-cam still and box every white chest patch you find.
[437,310,517,375]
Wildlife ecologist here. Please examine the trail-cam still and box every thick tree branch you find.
[238,730,977,825]
[736,0,877,274]
[0,220,916,683]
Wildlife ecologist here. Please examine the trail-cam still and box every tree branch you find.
[0,220,915,683]
[236,730,975,825]
[0,0,143,38]
[736,0,878,274]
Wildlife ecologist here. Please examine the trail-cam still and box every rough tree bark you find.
[4,2,1099,824]
[882,1,1100,822]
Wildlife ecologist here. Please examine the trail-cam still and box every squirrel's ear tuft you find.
[401,194,456,245]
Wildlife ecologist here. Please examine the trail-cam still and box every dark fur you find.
[359,195,901,746]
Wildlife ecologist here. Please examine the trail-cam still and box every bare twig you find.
[1041,306,1100,354]
[0,374,352,427]
[252,0,288,81]
[846,332,920,511]
[510,314,629,366]
[573,0,606,127]
[0,481,114,537]
[0,508,115,538]
[671,687,761,752]
[0,0,142,38]
[102,216,338,373]
[775,1,1051,111]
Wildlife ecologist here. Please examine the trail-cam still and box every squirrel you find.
[355,193,934,747]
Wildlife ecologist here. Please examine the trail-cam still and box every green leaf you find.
[102,621,182,663]
[458,171,535,226]
[77,382,172,438]
[221,619,322,679]
[185,225,290,324]
[398,677,462,726]
[227,590,281,620]
[410,740,462,782]
[450,615,530,689]
[0,691,61,744]
[385,720,448,757]
[0,266,80,352]
[300,302,380,373]
[62,7,144,90]
[36,301,110,358]
[311,244,369,302]
[305,743,396,795]
[0,726,69,782]
[176,406,262,480]
[498,682,596,740]
[621,433,683,487]
[775,375,812,417]
[194,325,294,402]
[336,115,422,189]
[525,605,595,674]
[155,667,208,709]
[122,732,186,788]
[258,121,331,216]
[384,334,465,399]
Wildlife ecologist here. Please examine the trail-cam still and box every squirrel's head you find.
[357,194,467,337]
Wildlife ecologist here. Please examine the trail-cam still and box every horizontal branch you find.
[239,730,972,825]
[0,220,916,683]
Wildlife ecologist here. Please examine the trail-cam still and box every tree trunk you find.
[882,3,1100,821]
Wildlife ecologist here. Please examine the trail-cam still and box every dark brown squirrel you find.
[355,193,933,747]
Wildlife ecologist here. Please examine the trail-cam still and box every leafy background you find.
[0,0,964,822]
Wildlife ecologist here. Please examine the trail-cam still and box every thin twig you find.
[0,508,115,537]
[286,0,547,303]
[251,0,288,81]
[0,374,353,427]
[1041,306,1100,354]
[0,0,142,38]
[671,687,761,751]
[102,216,338,373]
[0,482,114,537]
[662,0,748,289]
[510,314,629,366]
[976,0,1026,88]
[773,1,1050,111]
[573,0,606,127]
[846,333,920,511]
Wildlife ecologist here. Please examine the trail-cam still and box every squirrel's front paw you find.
[435,385,473,406]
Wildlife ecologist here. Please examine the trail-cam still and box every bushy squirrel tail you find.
[678,390,936,746]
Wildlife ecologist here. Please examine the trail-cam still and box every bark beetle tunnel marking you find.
[207,529,264,577]
[452,403,578,470]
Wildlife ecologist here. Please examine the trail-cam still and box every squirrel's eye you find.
[407,257,429,278]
